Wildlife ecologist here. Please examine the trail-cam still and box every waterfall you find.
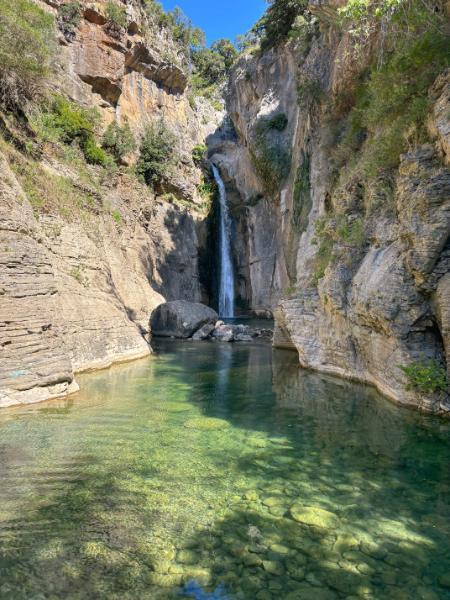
[212,164,235,318]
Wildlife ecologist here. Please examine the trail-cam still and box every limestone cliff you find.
[0,0,220,407]
[212,2,450,413]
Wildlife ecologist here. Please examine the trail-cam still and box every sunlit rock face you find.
[0,1,223,407]
[214,3,450,413]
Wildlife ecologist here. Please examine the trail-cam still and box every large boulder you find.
[150,301,218,339]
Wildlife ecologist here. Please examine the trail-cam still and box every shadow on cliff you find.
[139,202,213,305]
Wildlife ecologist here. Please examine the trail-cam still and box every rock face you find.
[214,3,450,413]
[150,301,218,339]
[0,0,221,407]
[0,158,77,407]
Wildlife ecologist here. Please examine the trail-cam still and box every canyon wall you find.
[212,2,450,413]
[0,0,219,407]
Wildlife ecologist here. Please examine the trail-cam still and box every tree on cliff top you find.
[257,0,308,50]
[0,0,55,112]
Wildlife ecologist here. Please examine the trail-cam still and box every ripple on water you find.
[0,340,449,600]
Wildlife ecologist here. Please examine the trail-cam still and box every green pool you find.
[0,339,449,599]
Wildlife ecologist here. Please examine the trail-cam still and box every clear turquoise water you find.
[0,340,449,600]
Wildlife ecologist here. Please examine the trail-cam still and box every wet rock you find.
[262,560,285,576]
[203,322,273,343]
[242,553,262,567]
[285,584,337,600]
[244,490,259,501]
[268,579,283,591]
[212,323,235,342]
[256,591,272,600]
[147,573,182,587]
[153,560,172,574]
[176,549,199,565]
[333,533,359,554]
[262,496,285,508]
[235,333,253,342]
[191,323,215,340]
[268,506,286,517]
[182,567,211,585]
[360,540,387,560]
[289,505,339,529]
[269,543,290,556]
[326,569,370,595]
[416,587,441,600]
[150,301,218,339]
[285,561,305,581]
[247,437,267,448]
[439,573,450,588]
[168,564,184,574]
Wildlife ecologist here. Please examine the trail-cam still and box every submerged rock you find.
[289,505,339,529]
[262,559,285,576]
[150,301,218,339]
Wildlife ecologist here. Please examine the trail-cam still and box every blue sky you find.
[160,0,266,45]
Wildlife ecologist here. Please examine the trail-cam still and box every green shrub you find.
[267,113,288,131]
[256,0,308,50]
[192,48,226,88]
[284,283,297,297]
[197,177,216,199]
[70,267,84,284]
[192,144,207,166]
[111,210,123,224]
[250,116,291,195]
[311,217,334,283]
[136,121,177,187]
[246,193,264,207]
[0,0,55,111]
[59,2,82,31]
[105,1,128,29]
[82,136,112,167]
[250,143,291,197]
[400,361,448,394]
[31,96,112,167]
[310,213,366,283]
[297,77,324,109]
[102,121,136,162]
[333,6,449,187]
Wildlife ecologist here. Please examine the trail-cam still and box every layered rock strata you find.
[0,0,220,407]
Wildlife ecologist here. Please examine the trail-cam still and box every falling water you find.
[212,164,235,318]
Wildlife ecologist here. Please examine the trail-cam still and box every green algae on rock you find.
[183,417,231,430]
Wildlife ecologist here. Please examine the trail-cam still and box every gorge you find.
[0,0,449,598]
